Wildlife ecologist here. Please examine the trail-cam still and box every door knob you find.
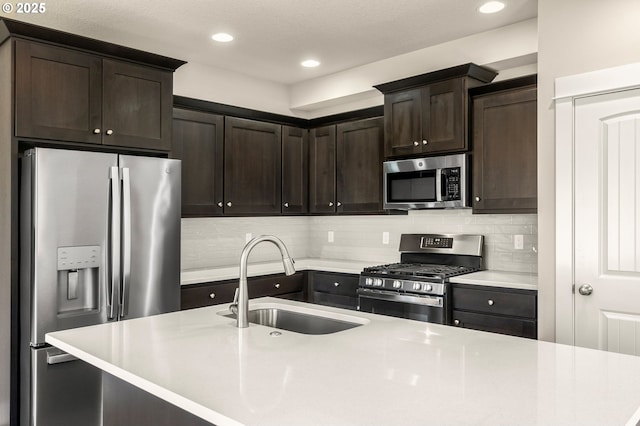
[578,284,594,296]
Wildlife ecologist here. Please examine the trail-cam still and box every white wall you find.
[181,211,538,274]
[537,0,640,341]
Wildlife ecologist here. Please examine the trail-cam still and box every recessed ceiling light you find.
[479,1,505,14]
[301,59,320,68]
[211,33,233,42]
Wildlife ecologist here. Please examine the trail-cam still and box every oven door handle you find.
[357,288,443,307]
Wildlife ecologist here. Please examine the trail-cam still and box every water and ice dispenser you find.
[56,246,100,314]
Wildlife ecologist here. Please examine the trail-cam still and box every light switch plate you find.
[514,234,524,250]
[382,231,389,245]
[328,231,334,243]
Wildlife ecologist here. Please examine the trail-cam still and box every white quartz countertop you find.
[180,258,375,285]
[47,298,640,426]
[450,270,538,290]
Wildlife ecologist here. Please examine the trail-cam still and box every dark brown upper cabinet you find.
[336,117,384,213]
[470,76,537,214]
[223,117,282,215]
[309,125,337,214]
[310,117,384,214]
[375,63,497,159]
[171,108,224,217]
[282,126,308,214]
[15,39,174,151]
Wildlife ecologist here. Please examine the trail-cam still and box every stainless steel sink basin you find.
[223,307,363,335]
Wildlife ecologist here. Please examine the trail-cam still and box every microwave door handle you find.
[435,168,443,202]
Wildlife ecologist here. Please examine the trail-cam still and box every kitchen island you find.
[46,298,640,426]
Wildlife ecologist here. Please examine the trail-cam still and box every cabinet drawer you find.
[312,272,359,297]
[312,292,358,311]
[452,286,536,319]
[249,273,304,298]
[452,310,537,339]
[181,282,237,310]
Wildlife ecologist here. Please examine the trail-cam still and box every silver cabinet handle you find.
[274,283,281,289]
[487,299,494,306]
[413,141,419,146]
[217,202,223,208]
[209,292,215,299]
[93,128,101,134]
[475,196,481,202]
[578,284,594,296]
[328,201,334,207]
[454,319,460,326]
[105,129,114,136]
[334,282,340,287]
[284,202,289,208]
[226,202,232,207]
[422,140,428,145]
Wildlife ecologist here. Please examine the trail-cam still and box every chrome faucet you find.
[230,235,295,328]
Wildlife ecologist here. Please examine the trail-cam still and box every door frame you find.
[555,62,640,345]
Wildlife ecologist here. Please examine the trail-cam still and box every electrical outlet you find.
[514,234,524,250]
[328,231,334,243]
[382,231,390,245]
[245,233,253,243]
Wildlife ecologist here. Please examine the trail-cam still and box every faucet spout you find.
[230,235,296,328]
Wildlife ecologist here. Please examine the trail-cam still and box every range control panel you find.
[420,237,453,249]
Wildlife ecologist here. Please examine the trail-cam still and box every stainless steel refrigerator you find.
[19,147,181,426]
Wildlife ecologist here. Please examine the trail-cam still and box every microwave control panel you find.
[441,167,461,200]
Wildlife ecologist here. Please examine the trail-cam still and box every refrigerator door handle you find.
[120,167,132,319]
[108,166,121,320]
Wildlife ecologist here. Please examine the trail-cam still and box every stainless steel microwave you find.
[383,154,468,210]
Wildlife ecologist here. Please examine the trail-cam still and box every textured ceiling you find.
[2,0,538,84]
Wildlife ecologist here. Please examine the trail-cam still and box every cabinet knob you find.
[422,139,428,145]
[274,283,281,289]
[328,201,334,207]
[454,319,460,326]
[93,128,101,134]
[226,202,232,207]
[334,282,340,287]
[105,129,114,136]
[413,141,419,146]
[217,202,223,208]
[337,201,342,207]
[283,202,289,208]
[475,196,481,202]
[209,292,215,299]
[487,299,495,306]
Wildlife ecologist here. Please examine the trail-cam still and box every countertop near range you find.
[47,298,640,426]
[180,258,379,285]
[450,270,538,290]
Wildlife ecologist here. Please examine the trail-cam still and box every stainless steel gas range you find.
[357,234,483,324]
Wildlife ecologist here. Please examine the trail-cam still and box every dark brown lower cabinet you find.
[309,271,360,310]
[181,272,306,310]
[451,283,537,339]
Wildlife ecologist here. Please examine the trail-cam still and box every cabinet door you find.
[309,125,336,213]
[102,59,173,151]
[472,85,537,213]
[336,117,384,213]
[224,117,282,215]
[421,78,466,153]
[15,40,102,143]
[172,108,224,216]
[383,89,422,158]
[282,126,308,214]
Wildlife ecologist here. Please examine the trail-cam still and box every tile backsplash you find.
[181,210,537,273]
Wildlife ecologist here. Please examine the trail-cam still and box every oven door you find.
[357,288,447,324]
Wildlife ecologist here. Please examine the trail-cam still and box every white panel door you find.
[574,88,640,354]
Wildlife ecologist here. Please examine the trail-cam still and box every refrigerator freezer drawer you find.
[28,347,102,426]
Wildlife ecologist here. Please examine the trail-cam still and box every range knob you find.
[413,283,422,291]
[374,278,383,286]
[365,277,373,285]
[424,284,433,292]
[393,280,402,289]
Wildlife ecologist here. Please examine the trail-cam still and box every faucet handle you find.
[229,288,240,315]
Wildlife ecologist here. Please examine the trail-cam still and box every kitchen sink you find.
[222,307,364,335]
